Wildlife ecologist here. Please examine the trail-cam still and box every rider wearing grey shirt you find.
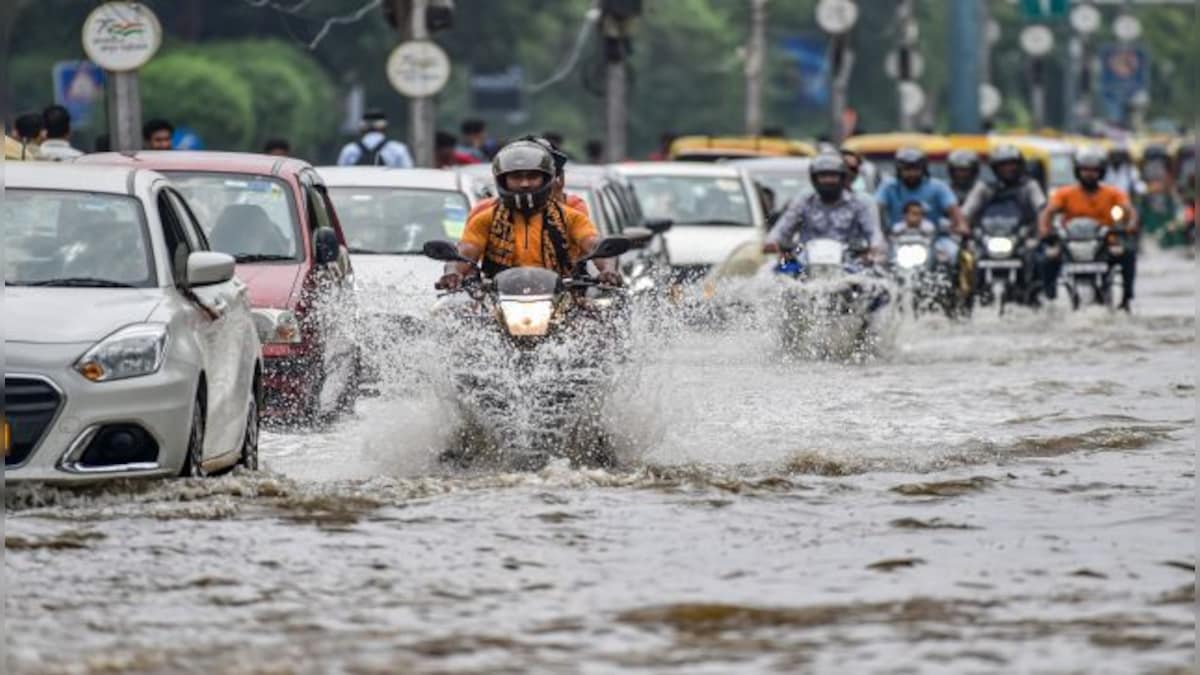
[764,153,886,260]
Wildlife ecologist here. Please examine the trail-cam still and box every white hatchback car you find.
[316,167,481,385]
[4,163,262,481]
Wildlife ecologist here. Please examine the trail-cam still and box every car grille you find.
[5,376,62,467]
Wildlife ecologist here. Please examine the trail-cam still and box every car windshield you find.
[325,187,469,254]
[750,171,813,206]
[1048,153,1076,190]
[628,175,753,226]
[167,172,301,262]
[3,189,155,288]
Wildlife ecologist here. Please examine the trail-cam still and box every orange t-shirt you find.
[468,193,589,220]
[1048,184,1132,226]
[461,204,598,268]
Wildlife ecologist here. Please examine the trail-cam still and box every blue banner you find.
[1097,43,1150,123]
[780,36,829,108]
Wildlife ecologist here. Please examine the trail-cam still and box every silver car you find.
[4,164,262,481]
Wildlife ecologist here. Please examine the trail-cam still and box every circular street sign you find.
[884,50,925,80]
[986,19,1001,46]
[979,83,1002,118]
[898,81,926,117]
[81,2,162,72]
[386,40,451,98]
[1113,14,1141,42]
[1019,25,1054,57]
[815,0,859,35]
[1070,4,1102,35]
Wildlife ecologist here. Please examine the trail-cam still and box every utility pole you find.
[107,74,142,151]
[744,0,767,135]
[814,0,859,144]
[948,0,980,132]
[405,0,433,167]
[895,0,918,132]
[600,0,639,162]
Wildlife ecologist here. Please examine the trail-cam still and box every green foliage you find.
[141,51,255,149]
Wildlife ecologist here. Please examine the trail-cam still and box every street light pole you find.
[948,0,981,132]
[744,0,767,136]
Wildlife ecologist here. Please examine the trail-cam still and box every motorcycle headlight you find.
[986,237,1014,257]
[500,299,554,337]
[75,324,168,382]
[252,308,302,344]
[895,244,929,269]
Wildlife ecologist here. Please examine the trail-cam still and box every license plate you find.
[1066,262,1109,274]
[978,260,1022,269]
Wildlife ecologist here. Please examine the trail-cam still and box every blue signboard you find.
[1097,43,1150,123]
[780,35,829,108]
[52,61,106,127]
[172,127,205,150]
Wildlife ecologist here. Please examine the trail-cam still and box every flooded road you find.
[5,250,1195,674]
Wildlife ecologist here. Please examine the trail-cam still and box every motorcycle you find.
[1060,216,1122,310]
[773,237,891,360]
[421,238,632,469]
[889,230,960,318]
[973,201,1036,314]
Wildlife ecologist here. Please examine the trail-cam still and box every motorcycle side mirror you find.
[579,237,632,263]
[643,218,673,235]
[422,240,473,264]
[623,227,653,249]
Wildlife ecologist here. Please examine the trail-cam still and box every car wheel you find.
[179,391,207,478]
[238,380,260,471]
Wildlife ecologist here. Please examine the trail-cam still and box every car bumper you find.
[5,353,196,483]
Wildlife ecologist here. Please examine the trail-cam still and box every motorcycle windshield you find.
[494,267,561,297]
[979,200,1023,236]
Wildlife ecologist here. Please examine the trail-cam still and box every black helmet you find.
[895,146,928,185]
[492,140,556,214]
[1142,143,1169,161]
[947,149,980,189]
[1107,144,1132,167]
[988,144,1025,184]
[1073,146,1108,186]
[809,152,847,202]
[948,149,979,171]
[520,134,569,174]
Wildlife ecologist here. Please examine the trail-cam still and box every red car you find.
[79,151,359,423]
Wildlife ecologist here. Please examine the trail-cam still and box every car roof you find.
[77,150,312,178]
[4,162,156,194]
[612,161,745,178]
[725,157,812,172]
[315,166,463,190]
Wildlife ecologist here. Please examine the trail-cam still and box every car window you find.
[2,189,156,288]
[598,187,623,234]
[325,187,469,254]
[627,175,754,226]
[157,191,195,283]
[305,183,333,232]
[167,172,301,262]
[164,189,208,251]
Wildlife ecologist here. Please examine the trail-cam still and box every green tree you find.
[141,51,256,149]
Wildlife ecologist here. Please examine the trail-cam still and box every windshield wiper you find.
[233,253,295,263]
[672,219,752,227]
[24,277,139,288]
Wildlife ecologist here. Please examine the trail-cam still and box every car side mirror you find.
[186,251,236,287]
[579,237,632,263]
[314,226,339,265]
[643,218,673,235]
[623,227,653,249]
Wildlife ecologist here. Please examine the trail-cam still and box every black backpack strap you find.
[355,137,386,165]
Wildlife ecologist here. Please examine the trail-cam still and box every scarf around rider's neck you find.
[483,200,572,277]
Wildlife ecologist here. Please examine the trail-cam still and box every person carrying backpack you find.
[337,109,414,168]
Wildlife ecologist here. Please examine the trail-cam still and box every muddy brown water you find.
[5,251,1195,674]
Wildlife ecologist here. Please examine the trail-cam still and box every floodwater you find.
[5,250,1196,674]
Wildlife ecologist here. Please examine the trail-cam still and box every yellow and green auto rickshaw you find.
[668,135,816,162]
[842,133,953,180]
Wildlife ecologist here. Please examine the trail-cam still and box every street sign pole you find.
[744,0,767,136]
[82,2,162,152]
[816,0,859,143]
[407,0,433,167]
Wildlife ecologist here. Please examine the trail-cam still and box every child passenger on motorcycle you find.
[891,200,937,238]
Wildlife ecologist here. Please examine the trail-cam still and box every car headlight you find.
[499,299,553,337]
[75,324,168,382]
[252,309,302,344]
[895,244,929,269]
[986,237,1014,257]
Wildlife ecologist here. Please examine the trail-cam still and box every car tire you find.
[179,389,207,478]
[238,376,261,471]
